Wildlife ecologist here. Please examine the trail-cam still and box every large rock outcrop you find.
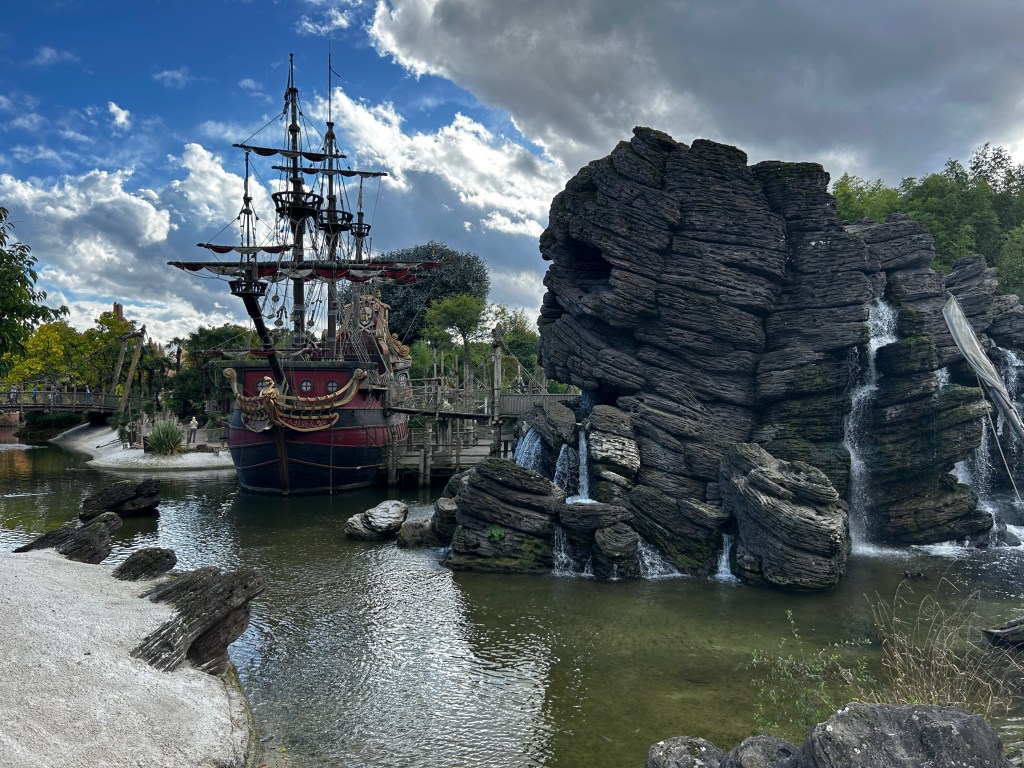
[528,126,1024,581]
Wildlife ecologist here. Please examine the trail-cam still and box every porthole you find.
[326,380,339,393]
[300,379,314,394]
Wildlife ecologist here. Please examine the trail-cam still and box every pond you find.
[2,429,1023,767]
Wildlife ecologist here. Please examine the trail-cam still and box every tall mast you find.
[285,55,306,341]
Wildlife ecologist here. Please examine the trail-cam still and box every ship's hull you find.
[223,361,409,494]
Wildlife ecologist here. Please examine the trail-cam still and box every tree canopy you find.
[375,241,490,344]
[0,207,68,377]
[832,144,1024,298]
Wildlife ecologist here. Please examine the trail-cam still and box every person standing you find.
[188,416,199,445]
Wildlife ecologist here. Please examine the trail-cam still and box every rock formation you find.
[645,703,1012,768]
[514,126,1024,585]
[80,479,160,520]
[344,499,409,541]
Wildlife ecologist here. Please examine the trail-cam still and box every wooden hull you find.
[224,362,408,494]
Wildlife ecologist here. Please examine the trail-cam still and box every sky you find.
[4,0,1024,346]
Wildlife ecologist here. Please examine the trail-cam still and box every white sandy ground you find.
[51,423,236,471]
[0,424,258,767]
[0,549,256,768]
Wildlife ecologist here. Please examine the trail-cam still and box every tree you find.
[375,241,490,343]
[490,305,541,388]
[166,324,253,417]
[0,207,68,376]
[996,225,1024,300]
[423,294,488,387]
[831,173,900,223]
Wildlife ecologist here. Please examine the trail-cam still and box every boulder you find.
[646,736,726,768]
[113,547,177,580]
[343,499,409,541]
[446,458,564,574]
[720,443,848,590]
[722,735,799,768]
[797,702,1012,767]
[80,479,160,520]
[14,511,123,564]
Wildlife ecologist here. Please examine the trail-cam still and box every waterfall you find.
[513,427,543,472]
[843,298,898,547]
[637,538,681,579]
[936,367,951,388]
[715,535,739,583]
[955,418,993,502]
[551,525,577,577]
[552,444,573,493]
[566,428,596,504]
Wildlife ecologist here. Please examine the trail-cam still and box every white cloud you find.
[29,46,79,67]
[238,78,261,91]
[108,102,132,130]
[296,7,351,35]
[153,67,191,90]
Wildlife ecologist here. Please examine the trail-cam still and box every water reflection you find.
[3,429,1024,767]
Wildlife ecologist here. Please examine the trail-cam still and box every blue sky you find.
[4,0,1024,344]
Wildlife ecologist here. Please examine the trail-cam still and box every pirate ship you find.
[170,56,438,493]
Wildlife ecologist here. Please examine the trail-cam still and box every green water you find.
[3,431,1024,767]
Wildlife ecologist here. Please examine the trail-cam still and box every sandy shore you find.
[0,550,257,768]
[51,423,236,471]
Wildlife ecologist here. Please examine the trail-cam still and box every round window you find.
[300,379,314,393]
[326,380,339,393]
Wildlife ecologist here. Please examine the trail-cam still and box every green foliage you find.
[375,242,490,343]
[832,173,901,223]
[20,410,84,438]
[486,524,506,541]
[747,589,1024,743]
[166,324,252,417]
[745,610,872,742]
[146,419,184,456]
[0,207,69,377]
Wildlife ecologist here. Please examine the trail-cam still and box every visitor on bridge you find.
[30,384,38,404]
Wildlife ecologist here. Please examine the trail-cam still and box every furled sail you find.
[942,294,1024,442]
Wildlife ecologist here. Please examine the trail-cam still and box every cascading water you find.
[843,298,898,548]
[566,428,595,504]
[637,538,681,579]
[513,427,543,472]
[552,444,573,493]
[715,534,739,583]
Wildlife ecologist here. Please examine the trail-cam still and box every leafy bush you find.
[745,610,872,741]
[147,420,184,456]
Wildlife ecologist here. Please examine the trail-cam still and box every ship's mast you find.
[285,55,306,341]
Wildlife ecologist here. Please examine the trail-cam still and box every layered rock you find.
[720,443,848,590]
[445,458,564,573]
[344,499,409,541]
[533,126,1006,577]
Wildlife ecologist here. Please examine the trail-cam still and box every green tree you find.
[899,159,1002,272]
[831,173,900,223]
[490,305,541,388]
[376,241,490,343]
[996,225,1024,300]
[0,207,68,376]
[423,294,488,387]
[166,324,253,417]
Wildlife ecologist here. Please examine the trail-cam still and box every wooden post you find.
[419,423,433,488]
[387,445,398,486]
[118,328,146,415]
[454,417,462,471]
[489,324,503,457]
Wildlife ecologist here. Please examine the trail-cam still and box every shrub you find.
[745,610,872,741]
[147,420,184,456]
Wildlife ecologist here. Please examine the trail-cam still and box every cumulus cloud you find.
[369,0,1024,184]
[108,102,131,130]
